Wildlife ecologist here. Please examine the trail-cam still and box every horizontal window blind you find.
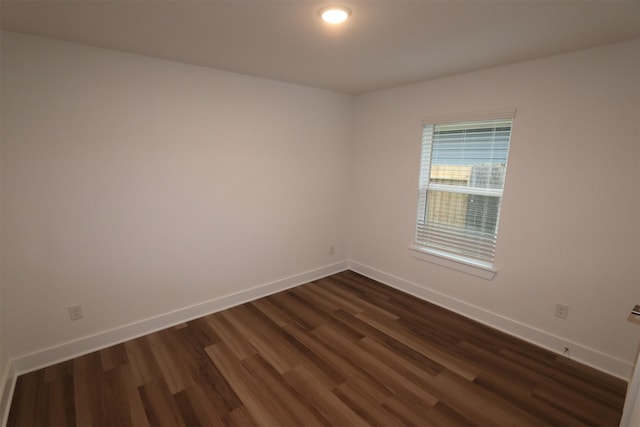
[416,118,512,267]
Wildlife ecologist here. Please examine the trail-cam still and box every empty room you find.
[1,1,639,426]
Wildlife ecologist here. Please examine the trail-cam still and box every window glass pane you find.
[415,117,512,267]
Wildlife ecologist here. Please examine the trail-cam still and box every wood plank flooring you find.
[8,271,628,426]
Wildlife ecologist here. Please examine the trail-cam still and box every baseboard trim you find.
[349,260,633,380]
[11,261,350,377]
[0,361,17,427]
[4,256,632,420]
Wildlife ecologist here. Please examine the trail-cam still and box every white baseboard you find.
[349,260,634,380]
[2,257,631,425]
[0,361,16,427]
[10,261,350,378]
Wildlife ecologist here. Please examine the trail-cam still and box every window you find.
[414,113,513,273]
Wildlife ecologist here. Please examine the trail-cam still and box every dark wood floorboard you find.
[8,270,628,426]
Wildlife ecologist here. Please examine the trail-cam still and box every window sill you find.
[409,246,497,280]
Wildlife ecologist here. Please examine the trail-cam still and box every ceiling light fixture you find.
[318,6,352,24]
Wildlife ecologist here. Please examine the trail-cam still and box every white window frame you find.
[410,109,516,280]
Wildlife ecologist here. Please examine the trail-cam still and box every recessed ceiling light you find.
[318,6,352,24]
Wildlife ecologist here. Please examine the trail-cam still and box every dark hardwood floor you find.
[8,270,627,426]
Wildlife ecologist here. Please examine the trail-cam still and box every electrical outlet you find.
[68,305,83,321]
[555,304,569,319]
[329,245,335,255]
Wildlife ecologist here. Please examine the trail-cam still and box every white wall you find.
[0,39,9,419]
[0,32,352,366]
[350,40,640,376]
[0,104,6,419]
[1,30,638,392]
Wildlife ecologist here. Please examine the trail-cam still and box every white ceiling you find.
[1,0,639,94]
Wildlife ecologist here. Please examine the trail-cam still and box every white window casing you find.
[413,109,515,278]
